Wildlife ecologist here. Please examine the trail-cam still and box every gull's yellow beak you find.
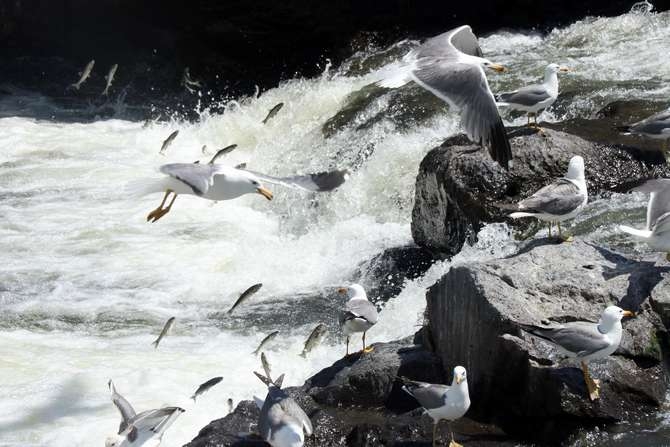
[257,186,273,201]
[455,376,463,384]
[488,63,506,73]
[623,310,635,318]
[559,66,570,73]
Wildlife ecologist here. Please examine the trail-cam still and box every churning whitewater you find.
[1,7,670,446]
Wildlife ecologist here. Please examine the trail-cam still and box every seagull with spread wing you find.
[376,25,513,169]
[619,178,670,259]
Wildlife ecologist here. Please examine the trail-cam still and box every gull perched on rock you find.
[376,25,512,169]
[131,164,347,222]
[106,380,184,447]
[619,108,670,150]
[619,178,670,259]
[518,306,634,401]
[497,63,570,127]
[337,284,378,355]
[400,366,470,447]
[253,373,313,447]
[507,155,587,240]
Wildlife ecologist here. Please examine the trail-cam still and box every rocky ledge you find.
[411,127,670,257]
[188,239,670,446]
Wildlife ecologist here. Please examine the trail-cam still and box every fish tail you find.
[299,351,307,358]
[191,394,197,402]
[152,340,159,349]
[252,348,259,355]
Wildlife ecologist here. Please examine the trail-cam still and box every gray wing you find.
[518,178,583,215]
[632,179,670,229]
[126,407,184,439]
[416,25,483,59]
[630,109,670,136]
[411,61,512,168]
[108,380,136,434]
[526,322,609,356]
[243,169,347,192]
[160,163,224,196]
[403,380,449,410]
[279,398,313,436]
[343,300,379,325]
[498,84,551,106]
[651,211,670,236]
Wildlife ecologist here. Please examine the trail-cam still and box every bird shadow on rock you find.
[506,237,563,258]
[587,243,670,311]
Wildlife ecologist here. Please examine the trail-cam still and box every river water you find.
[1,5,669,447]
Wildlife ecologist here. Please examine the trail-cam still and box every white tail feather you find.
[124,178,168,197]
[618,225,652,239]
[375,60,414,89]
[510,212,537,219]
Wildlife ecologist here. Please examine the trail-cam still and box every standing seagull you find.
[131,164,347,222]
[507,155,588,240]
[253,373,313,447]
[497,63,570,127]
[400,366,470,447]
[619,178,670,259]
[619,108,670,150]
[337,284,378,355]
[518,306,634,401]
[376,25,512,169]
[105,380,184,447]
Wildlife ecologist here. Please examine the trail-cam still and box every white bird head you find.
[105,435,122,447]
[546,63,570,74]
[453,366,468,385]
[601,305,635,324]
[231,169,273,201]
[337,283,367,300]
[566,155,585,181]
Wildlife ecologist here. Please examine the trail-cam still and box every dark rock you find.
[411,128,670,256]
[426,239,669,443]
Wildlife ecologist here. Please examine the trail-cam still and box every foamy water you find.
[1,6,669,446]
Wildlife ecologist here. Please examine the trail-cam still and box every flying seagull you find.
[337,284,378,355]
[131,164,348,222]
[376,25,512,169]
[253,372,313,447]
[105,380,184,447]
[497,63,570,127]
[507,155,587,240]
[619,108,670,150]
[400,366,470,447]
[619,178,670,259]
[518,306,634,400]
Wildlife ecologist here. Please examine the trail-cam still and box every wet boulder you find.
[411,128,670,256]
[426,239,669,443]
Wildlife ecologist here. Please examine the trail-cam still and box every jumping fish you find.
[234,162,247,170]
[227,283,263,314]
[102,64,118,96]
[159,130,179,155]
[201,145,209,154]
[252,331,279,356]
[191,376,223,401]
[69,59,95,90]
[300,323,327,358]
[152,316,175,349]
[262,102,284,124]
[260,352,272,381]
[208,144,238,164]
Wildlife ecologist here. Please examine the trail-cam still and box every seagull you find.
[619,178,670,259]
[132,164,348,222]
[400,366,470,447]
[253,372,313,447]
[507,155,587,240]
[337,284,378,355]
[619,108,670,150]
[518,306,634,401]
[105,380,184,447]
[497,63,570,127]
[376,25,512,169]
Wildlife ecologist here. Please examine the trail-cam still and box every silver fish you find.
[69,59,95,90]
[260,352,272,381]
[201,144,209,154]
[227,398,234,414]
[152,316,175,349]
[252,330,279,356]
[159,130,179,155]
[191,376,223,401]
[182,67,203,89]
[102,63,118,96]
[262,102,284,124]
[208,144,238,164]
[300,323,327,358]
[227,283,263,314]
